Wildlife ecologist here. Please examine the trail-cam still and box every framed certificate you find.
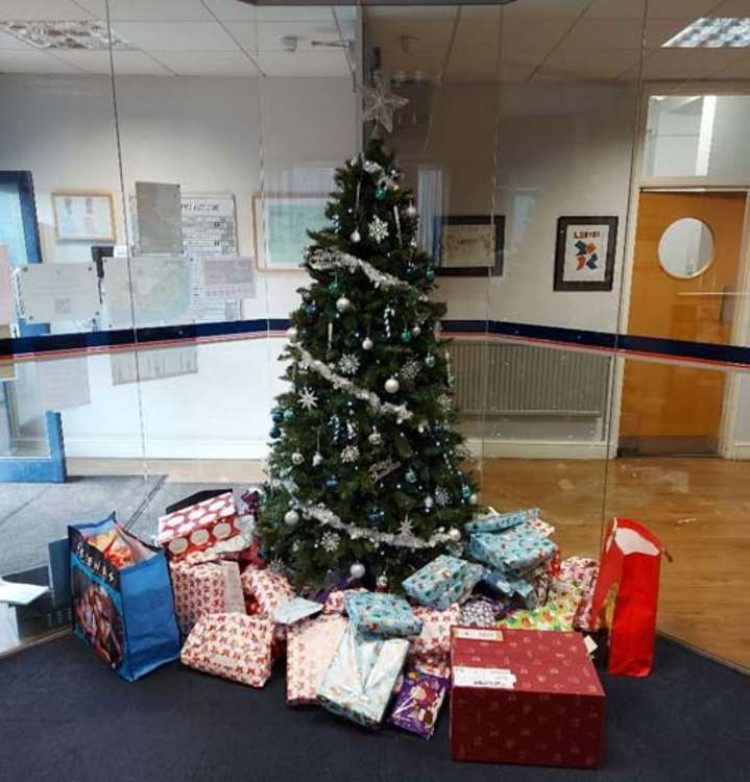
[434,215,504,277]
[52,191,116,242]
[253,194,329,270]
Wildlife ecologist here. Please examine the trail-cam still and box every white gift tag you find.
[454,666,516,689]
[454,627,504,642]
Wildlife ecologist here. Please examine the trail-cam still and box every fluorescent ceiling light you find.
[0,21,133,51]
[662,18,750,48]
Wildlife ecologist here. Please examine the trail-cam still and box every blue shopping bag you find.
[69,514,180,682]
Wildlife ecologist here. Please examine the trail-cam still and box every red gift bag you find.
[590,518,664,677]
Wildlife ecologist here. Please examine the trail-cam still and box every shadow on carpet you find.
[0,634,748,782]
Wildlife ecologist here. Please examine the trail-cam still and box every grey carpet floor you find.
[0,478,249,576]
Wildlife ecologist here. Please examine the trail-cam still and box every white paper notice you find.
[13,262,100,323]
[454,666,517,689]
[201,256,255,299]
[135,181,183,255]
[110,344,198,386]
[0,246,14,324]
[38,357,90,411]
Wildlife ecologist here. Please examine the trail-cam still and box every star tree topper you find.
[361,71,409,134]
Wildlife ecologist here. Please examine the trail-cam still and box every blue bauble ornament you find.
[426,268,435,282]
[367,509,382,527]
[375,185,387,200]
[400,329,412,344]
[271,408,283,423]
[328,281,340,294]
[326,476,339,491]
[283,409,294,421]
[305,302,318,316]
[269,426,281,438]
[433,424,444,438]
[405,469,417,484]
[461,484,473,499]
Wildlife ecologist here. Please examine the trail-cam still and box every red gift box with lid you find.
[157,491,239,559]
[450,627,605,769]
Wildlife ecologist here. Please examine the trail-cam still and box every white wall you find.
[0,73,357,460]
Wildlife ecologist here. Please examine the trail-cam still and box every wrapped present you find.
[240,566,295,616]
[468,530,557,573]
[465,507,538,535]
[286,614,348,705]
[240,488,262,516]
[273,597,323,626]
[317,626,409,728]
[557,556,599,631]
[460,596,504,628]
[157,492,240,559]
[498,603,572,632]
[180,613,273,687]
[170,559,245,636]
[388,667,450,739]
[322,588,367,615]
[402,555,484,611]
[344,591,422,639]
[409,604,460,677]
[451,628,606,768]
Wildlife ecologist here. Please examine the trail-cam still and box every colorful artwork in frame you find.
[554,216,618,291]
[52,191,116,242]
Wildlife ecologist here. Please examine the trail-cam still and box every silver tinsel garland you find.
[296,347,413,422]
[302,502,456,550]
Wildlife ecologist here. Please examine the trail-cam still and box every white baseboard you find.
[62,435,268,460]
[724,442,750,460]
[466,438,611,460]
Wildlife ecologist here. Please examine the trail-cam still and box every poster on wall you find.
[13,262,100,323]
[433,215,504,277]
[253,195,328,270]
[554,216,618,292]
[134,182,183,255]
[52,191,116,242]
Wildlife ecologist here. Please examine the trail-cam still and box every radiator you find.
[448,340,610,417]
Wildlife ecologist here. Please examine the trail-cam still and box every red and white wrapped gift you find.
[286,614,349,705]
[157,491,240,559]
[557,556,599,631]
[322,588,367,615]
[408,604,460,676]
[180,613,274,687]
[240,567,296,615]
[170,559,245,636]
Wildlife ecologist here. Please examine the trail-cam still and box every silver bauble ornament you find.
[361,336,374,351]
[350,562,366,579]
[285,326,298,340]
[284,509,300,526]
[376,574,388,589]
[469,493,479,506]
[312,452,324,467]
[411,325,422,337]
[350,229,361,243]
[384,376,400,394]
[405,203,418,218]
[336,296,352,313]
[292,451,304,466]
[424,495,434,510]
[448,527,461,542]
[368,430,382,446]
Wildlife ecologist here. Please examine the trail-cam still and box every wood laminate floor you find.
[480,456,750,670]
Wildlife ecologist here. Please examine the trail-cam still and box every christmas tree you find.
[258,140,479,592]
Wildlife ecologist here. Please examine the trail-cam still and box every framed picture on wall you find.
[433,215,504,277]
[253,194,329,270]
[554,216,618,291]
[51,191,116,242]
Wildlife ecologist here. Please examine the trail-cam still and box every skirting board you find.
[723,443,750,460]
[64,435,614,461]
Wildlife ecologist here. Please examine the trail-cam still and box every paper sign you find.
[454,628,504,642]
[201,256,255,299]
[13,262,100,323]
[135,181,183,255]
[454,666,517,689]
[110,344,198,386]
[38,357,90,411]
[0,246,14,324]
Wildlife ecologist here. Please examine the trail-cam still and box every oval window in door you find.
[658,217,715,279]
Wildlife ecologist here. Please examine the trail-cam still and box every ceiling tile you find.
[713,56,750,77]
[0,49,82,73]
[563,19,647,49]
[256,49,349,77]
[111,21,238,51]
[149,49,257,76]
[646,0,722,18]
[715,0,750,14]
[500,0,590,17]
[542,46,643,79]
[0,30,36,50]
[0,1,93,22]
[639,48,749,78]
[585,0,647,19]
[52,49,170,74]
[501,18,584,54]
[76,0,212,22]
[228,20,354,53]
[202,0,256,22]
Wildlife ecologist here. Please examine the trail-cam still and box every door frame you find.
[611,82,750,460]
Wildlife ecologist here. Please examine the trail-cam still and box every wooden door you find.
[619,191,747,456]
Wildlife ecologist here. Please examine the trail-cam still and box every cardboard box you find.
[450,628,605,768]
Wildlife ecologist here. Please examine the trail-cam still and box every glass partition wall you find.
[0,0,748,671]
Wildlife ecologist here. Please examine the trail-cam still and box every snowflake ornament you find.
[361,71,409,134]
[437,394,453,414]
[398,516,414,537]
[338,353,360,376]
[341,445,360,463]
[435,486,450,508]
[298,387,318,411]
[321,531,341,553]
[400,359,421,382]
[369,215,389,244]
